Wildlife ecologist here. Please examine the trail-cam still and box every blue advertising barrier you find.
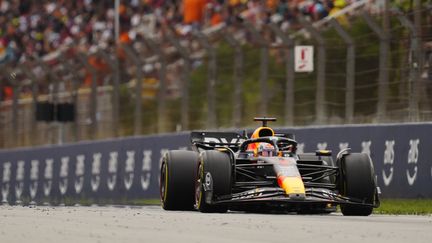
[0,123,431,205]
[283,123,432,198]
[0,133,189,205]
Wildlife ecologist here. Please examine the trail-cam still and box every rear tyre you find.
[195,150,232,213]
[160,150,199,210]
[338,153,376,216]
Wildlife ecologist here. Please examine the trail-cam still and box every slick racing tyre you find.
[195,150,232,213]
[338,153,376,216]
[160,150,199,210]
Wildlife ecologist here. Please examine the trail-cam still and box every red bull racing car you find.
[160,118,380,215]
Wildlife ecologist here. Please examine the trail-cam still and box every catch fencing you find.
[0,1,431,150]
[0,122,431,205]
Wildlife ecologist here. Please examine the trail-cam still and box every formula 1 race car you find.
[160,117,380,216]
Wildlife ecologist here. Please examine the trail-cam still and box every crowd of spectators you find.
[0,0,357,101]
[0,0,355,65]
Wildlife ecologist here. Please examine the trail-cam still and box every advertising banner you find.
[1,123,431,205]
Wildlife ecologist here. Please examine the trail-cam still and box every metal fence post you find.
[121,44,143,135]
[392,9,420,121]
[77,54,98,139]
[268,23,295,126]
[37,58,62,144]
[361,11,389,122]
[37,59,59,104]
[97,50,119,137]
[143,37,167,133]
[243,21,269,116]
[12,77,19,146]
[329,19,355,124]
[414,0,423,84]
[113,51,120,137]
[299,17,327,124]
[22,62,40,144]
[59,52,80,141]
[100,48,121,138]
[193,30,217,129]
[223,31,243,128]
[167,34,190,131]
[414,0,424,119]
[6,67,19,147]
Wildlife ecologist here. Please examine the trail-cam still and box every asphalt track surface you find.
[0,205,431,243]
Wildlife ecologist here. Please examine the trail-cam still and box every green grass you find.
[126,198,161,206]
[373,199,432,215]
[39,197,432,215]
[129,198,432,215]
[98,198,432,215]
[112,198,432,216]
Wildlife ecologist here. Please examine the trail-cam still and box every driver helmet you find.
[257,143,277,157]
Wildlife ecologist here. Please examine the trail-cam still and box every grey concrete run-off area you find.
[0,205,431,243]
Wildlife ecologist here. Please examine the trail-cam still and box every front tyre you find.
[160,150,199,210]
[338,153,376,216]
[195,150,232,213]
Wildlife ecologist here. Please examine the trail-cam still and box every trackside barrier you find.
[0,134,189,205]
[0,123,431,205]
[284,124,432,198]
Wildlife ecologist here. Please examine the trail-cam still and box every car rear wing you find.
[191,131,246,152]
